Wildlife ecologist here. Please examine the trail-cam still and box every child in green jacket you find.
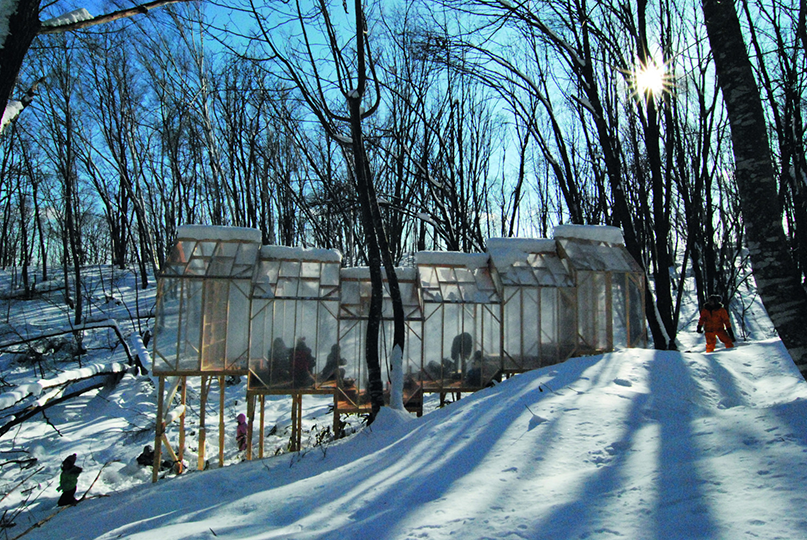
[57,453,82,506]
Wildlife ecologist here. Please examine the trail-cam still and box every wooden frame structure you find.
[416,252,501,400]
[151,226,260,481]
[151,224,646,480]
[246,245,342,455]
[337,267,424,416]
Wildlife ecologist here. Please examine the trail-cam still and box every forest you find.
[0,0,805,357]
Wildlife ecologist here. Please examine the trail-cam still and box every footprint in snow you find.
[613,378,632,387]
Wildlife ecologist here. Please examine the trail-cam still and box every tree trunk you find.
[703,0,807,378]
[0,0,41,118]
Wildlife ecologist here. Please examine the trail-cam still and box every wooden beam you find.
[259,395,265,459]
[198,375,207,471]
[218,376,225,467]
[179,376,186,470]
[152,376,165,483]
[246,394,255,461]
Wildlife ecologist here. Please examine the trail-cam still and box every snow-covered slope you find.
[16,340,807,540]
[3,266,807,540]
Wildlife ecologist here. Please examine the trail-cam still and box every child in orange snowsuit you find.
[697,295,735,352]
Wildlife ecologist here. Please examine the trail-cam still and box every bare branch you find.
[38,0,193,35]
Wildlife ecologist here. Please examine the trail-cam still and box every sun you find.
[632,54,671,102]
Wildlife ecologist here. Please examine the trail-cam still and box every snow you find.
[176,224,263,244]
[260,244,342,263]
[415,251,489,268]
[40,8,93,27]
[0,99,22,133]
[553,224,625,245]
[3,265,807,539]
[0,0,16,53]
[486,237,557,271]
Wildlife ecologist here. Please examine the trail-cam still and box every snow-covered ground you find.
[2,266,807,539]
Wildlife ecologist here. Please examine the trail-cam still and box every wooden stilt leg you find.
[178,376,186,473]
[259,395,265,459]
[333,391,339,437]
[289,394,297,452]
[219,375,225,467]
[246,394,255,461]
[152,376,165,483]
[295,394,303,451]
[198,376,208,471]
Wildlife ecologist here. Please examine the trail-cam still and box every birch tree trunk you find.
[703,0,807,378]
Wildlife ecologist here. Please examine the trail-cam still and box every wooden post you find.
[332,390,339,437]
[198,375,208,470]
[178,376,186,473]
[152,376,165,483]
[219,375,225,467]
[246,393,255,460]
[290,393,303,452]
[259,395,266,459]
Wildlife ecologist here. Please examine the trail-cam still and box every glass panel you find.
[276,277,298,297]
[419,266,437,288]
[441,283,462,302]
[454,267,474,283]
[177,280,203,372]
[225,280,251,370]
[437,267,454,283]
[186,258,208,276]
[207,255,234,276]
[153,278,182,373]
[321,263,340,287]
[298,279,319,298]
[200,280,228,371]
[540,288,558,365]
[301,261,320,279]
[502,287,522,371]
[280,260,301,278]
[194,241,217,258]
[559,288,577,360]
[236,242,259,269]
[612,274,628,349]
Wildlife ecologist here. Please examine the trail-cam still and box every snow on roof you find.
[486,237,556,254]
[340,266,418,281]
[176,225,263,244]
[553,224,625,246]
[415,251,489,269]
[259,244,342,263]
[486,238,557,271]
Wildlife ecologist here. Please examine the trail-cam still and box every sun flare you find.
[633,55,670,102]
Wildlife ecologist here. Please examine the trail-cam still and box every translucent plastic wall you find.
[576,271,611,354]
[153,227,261,374]
[248,246,341,392]
[154,225,646,392]
[611,272,646,348]
[488,238,577,372]
[555,228,647,352]
[417,252,501,391]
[338,267,423,411]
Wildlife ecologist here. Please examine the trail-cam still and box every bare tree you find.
[703,0,807,378]
[248,0,405,417]
[0,0,193,132]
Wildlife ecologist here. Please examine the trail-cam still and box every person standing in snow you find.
[56,453,82,506]
[697,294,735,352]
[236,413,248,451]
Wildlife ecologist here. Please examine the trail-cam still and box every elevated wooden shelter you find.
[151,224,647,479]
